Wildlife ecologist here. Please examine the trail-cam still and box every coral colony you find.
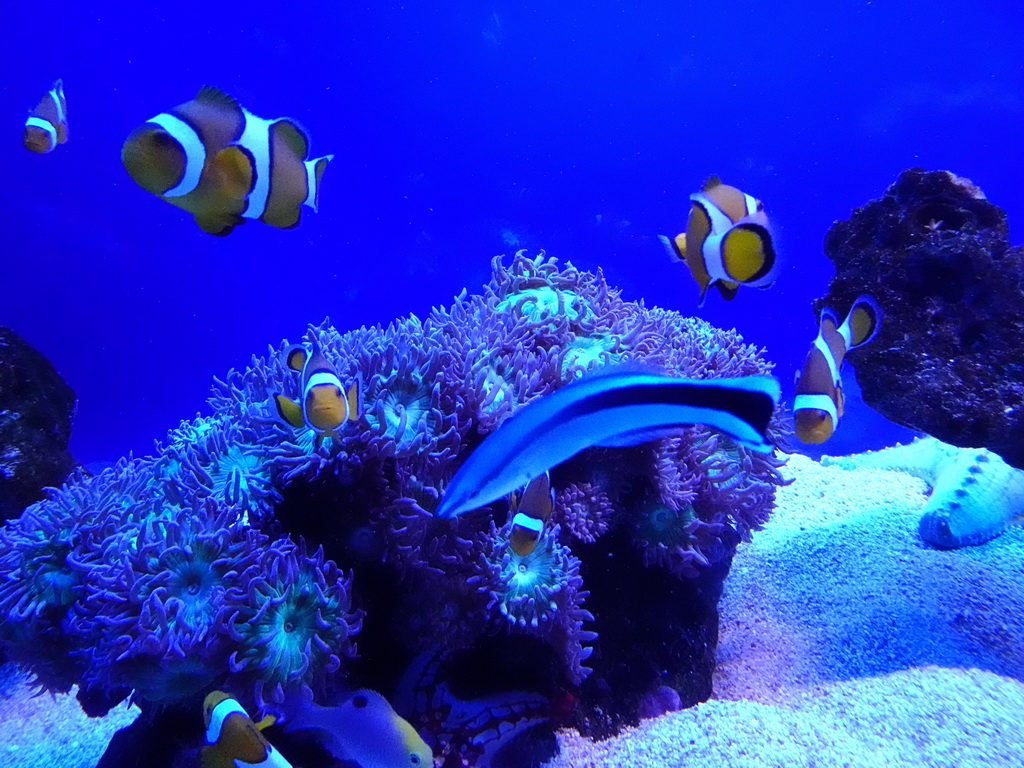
[0,252,787,763]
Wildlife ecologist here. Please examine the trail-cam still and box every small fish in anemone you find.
[202,690,291,768]
[483,523,596,684]
[229,542,362,709]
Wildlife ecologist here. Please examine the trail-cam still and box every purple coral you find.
[0,250,786,749]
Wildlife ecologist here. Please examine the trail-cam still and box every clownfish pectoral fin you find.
[720,223,776,285]
[658,233,686,263]
[254,714,277,731]
[213,145,254,200]
[836,385,845,419]
[274,394,306,428]
[346,376,362,421]
[285,344,308,372]
[303,155,333,211]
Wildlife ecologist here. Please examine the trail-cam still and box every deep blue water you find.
[2,1,1022,466]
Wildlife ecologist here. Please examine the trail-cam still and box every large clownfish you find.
[121,86,332,235]
[660,176,778,306]
[201,691,292,768]
[793,295,882,444]
[508,471,555,557]
[272,333,361,447]
[24,79,68,154]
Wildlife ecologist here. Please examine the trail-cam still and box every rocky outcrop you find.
[0,327,77,521]
[818,168,1024,469]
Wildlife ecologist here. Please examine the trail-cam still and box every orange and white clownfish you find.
[121,86,331,235]
[508,471,555,557]
[201,691,292,768]
[24,79,68,153]
[273,334,361,446]
[793,295,882,444]
[660,176,778,306]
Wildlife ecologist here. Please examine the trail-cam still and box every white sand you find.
[3,455,1024,767]
[546,454,1024,767]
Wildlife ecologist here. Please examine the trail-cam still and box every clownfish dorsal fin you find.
[195,85,240,110]
[285,345,308,372]
[702,175,722,191]
[274,119,310,159]
[213,145,254,200]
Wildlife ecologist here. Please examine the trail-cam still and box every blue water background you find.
[1,1,1021,466]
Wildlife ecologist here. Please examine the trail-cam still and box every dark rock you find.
[818,168,1024,469]
[0,327,77,521]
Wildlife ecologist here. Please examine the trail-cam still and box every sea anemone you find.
[229,542,361,709]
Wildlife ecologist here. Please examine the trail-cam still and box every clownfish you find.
[24,79,68,153]
[436,365,780,518]
[793,295,882,444]
[508,471,555,557]
[201,691,292,768]
[273,334,361,446]
[660,176,778,306]
[281,689,433,768]
[121,86,331,236]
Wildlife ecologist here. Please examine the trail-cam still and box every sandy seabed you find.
[1,453,1022,767]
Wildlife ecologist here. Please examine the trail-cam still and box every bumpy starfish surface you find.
[820,437,1024,548]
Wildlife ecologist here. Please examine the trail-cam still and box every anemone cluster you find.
[0,252,786,744]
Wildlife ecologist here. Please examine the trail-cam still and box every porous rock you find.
[818,168,1024,469]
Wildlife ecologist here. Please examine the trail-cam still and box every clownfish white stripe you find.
[813,334,841,385]
[511,512,545,535]
[741,193,759,216]
[303,155,333,210]
[690,192,734,234]
[50,88,66,123]
[793,393,838,425]
[305,370,343,394]
[25,117,56,145]
[147,112,206,197]
[238,110,275,219]
[205,697,246,744]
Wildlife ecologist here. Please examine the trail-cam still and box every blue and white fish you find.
[435,365,780,518]
[24,79,67,154]
[202,691,292,768]
[281,689,433,768]
[272,334,361,446]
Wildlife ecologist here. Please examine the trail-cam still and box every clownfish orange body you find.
[661,176,778,306]
[508,471,555,557]
[272,333,361,447]
[121,86,332,235]
[24,79,68,154]
[201,691,292,768]
[793,295,882,444]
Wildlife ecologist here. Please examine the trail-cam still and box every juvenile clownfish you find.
[436,365,780,519]
[24,79,68,153]
[201,691,292,768]
[793,295,882,444]
[121,86,331,235]
[272,334,361,447]
[282,688,433,768]
[660,176,778,306]
[508,471,555,557]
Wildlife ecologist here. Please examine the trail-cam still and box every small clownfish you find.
[660,176,778,306]
[121,86,331,235]
[272,334,361,447]
[793,295,882,444]
[508,471,555,557]
[282,688,433,768]
[201,691,292,768]
[24,79,68,153]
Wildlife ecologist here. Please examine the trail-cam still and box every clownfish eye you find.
[411,755,422,765]
[353,694,368,708]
